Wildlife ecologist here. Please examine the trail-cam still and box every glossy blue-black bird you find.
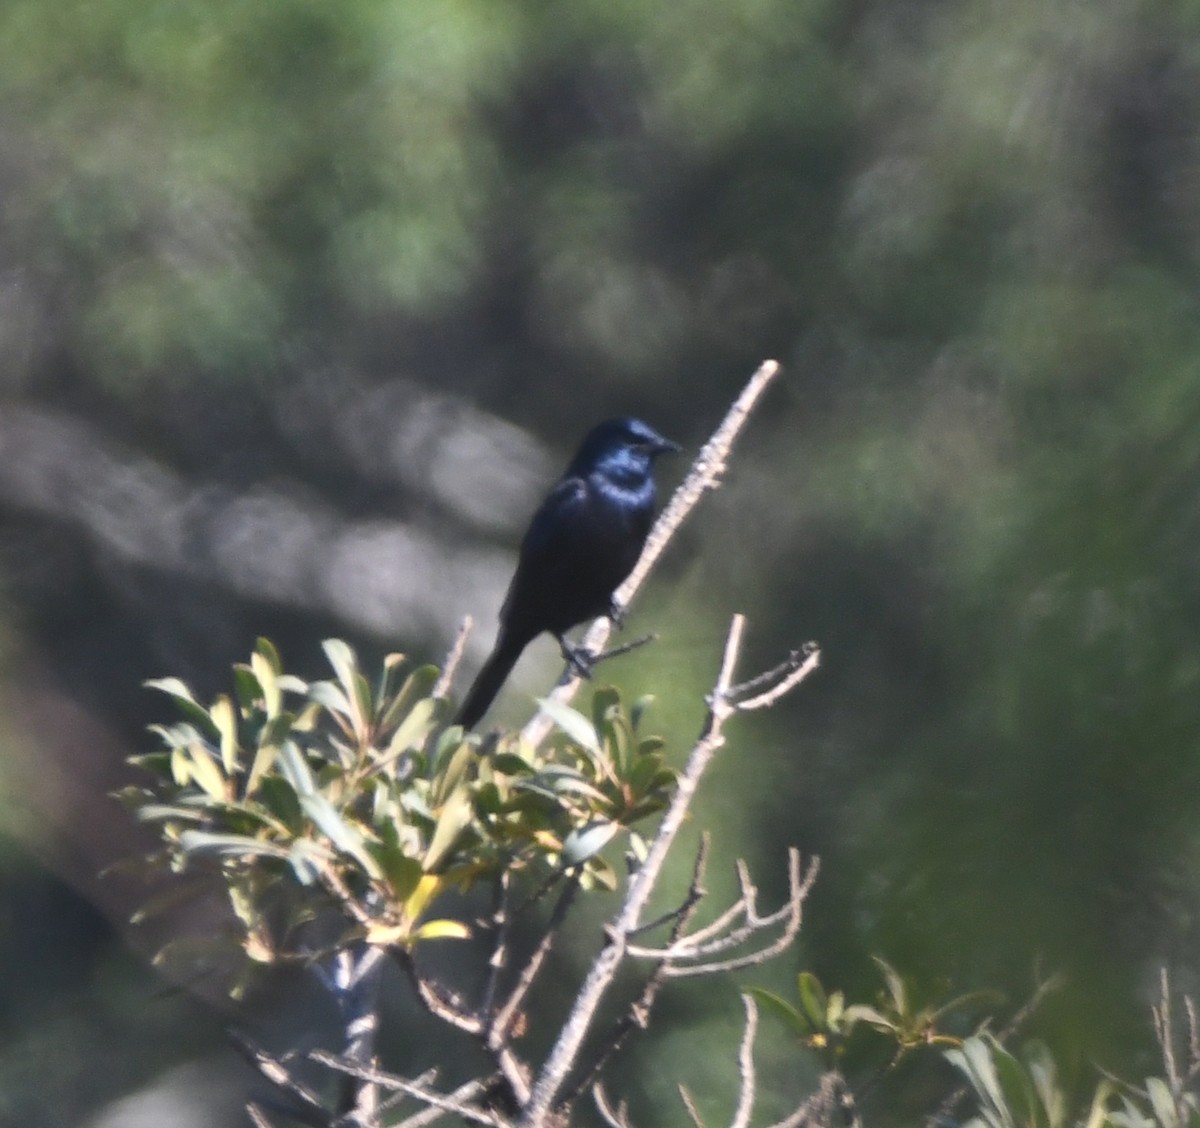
[456,417,679,729]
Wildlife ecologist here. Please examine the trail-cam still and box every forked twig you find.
[519,613,820,1126]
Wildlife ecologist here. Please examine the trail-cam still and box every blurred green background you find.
[4,0,1200,1123]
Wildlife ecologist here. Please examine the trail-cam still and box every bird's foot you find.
[559,639,596,679]
[608,598,626,629]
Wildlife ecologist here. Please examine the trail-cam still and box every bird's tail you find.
[456,632,527,730]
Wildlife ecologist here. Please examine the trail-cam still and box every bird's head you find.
[567,417,681,479]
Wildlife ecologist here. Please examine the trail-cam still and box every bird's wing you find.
[498,476,589,621]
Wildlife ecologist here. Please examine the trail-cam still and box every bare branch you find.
[390,1079,489,1128]
[492,874,581,1045]
[563,838,712,1106]
[518,613,750,1125]
[310,1051,504,1127]
[434,616,473,700]
[594,1085,636,1128]
[247,1103,286,1128]
[679,1084,708,1128]
[391,948,484,1035]
[522,359,782,747]
[231,1032,327,1118]
[768,1072,862,1128]
[731,646,822,712]
[626,852,819,978]
[731,994,759,1128]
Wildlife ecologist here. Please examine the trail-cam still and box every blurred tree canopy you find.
[3,0,1200,1123]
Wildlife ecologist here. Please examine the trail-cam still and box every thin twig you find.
[492,874,581,1045]
[518,614,749,1125]
[390,1079,488,1128]
[479,868,514,1030]
[625,852,818,977]
[435,616,473,700]
[732,647,822,712]
[391,948,484,1035]
[310,1052,503,1127]
[768,1072,861,1128]
[231,1033,327,1116]
[594,1084,634,1128]
[731,994,759,1128]
[522,359,782,748]
[562,837,712,1107]
[679,1084,707,1128]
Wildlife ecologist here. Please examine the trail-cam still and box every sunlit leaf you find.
[323,638,372,738]
[299,793,382,880]
[186,742,229,801]
[250,650,282,719]
[308,679,353,719]
[277,741,316,796]
[381,698,440,771]
[537,697,601,754]
[179,831,290,859]
[145,677,220,738]
[1145,1077,1176,1127]
[404,874,443,923]
[562,820,619,865]
[410,918,471,942]
[378,664,440,733]
[210,694,239,774]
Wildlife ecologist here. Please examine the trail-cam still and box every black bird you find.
[456,417,680,729]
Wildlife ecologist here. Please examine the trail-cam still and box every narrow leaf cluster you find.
[119,637,675,981]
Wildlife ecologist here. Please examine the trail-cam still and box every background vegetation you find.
[3,0,1200,1123]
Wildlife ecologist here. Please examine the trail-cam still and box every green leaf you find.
[231,665,262,713]
[537,697,601,754]
[377,847,422,902]
[179,831,290,860]
[255,637,283,676]
[873,956,908,1015]
[432,741,475,806]
[256,775,303,831]
[491,751,534,777]
[630,694,655,730]
[145,677,220,738]
[322,638,373,738]
[308,679,353,719]
[245,713,294,798]
[746,987,808,1035]
[798,971,830,1029]
[299,793,382,880]
[277,741,316,796]
[424,787,474,873]
[379,664,440,733]
[1026,1042,1065,1127]
[841,1003,895,1032]
[381,697,440,770]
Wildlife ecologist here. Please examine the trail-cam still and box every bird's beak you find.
[653,437,682,456]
